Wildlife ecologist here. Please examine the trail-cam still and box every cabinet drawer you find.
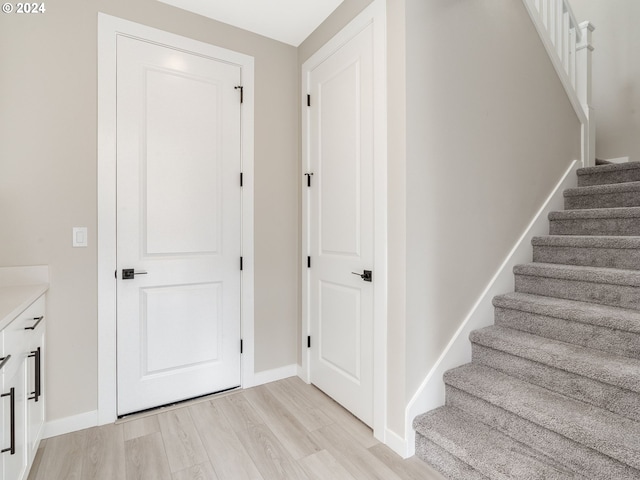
[2,296,45,380]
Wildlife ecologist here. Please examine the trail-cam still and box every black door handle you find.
[122,269,148,280]
[351,270,372,282]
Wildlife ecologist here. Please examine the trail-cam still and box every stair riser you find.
[533,245,640,270]
[578,169,640,187]
[445,385,640,479]
[472,344,640,422]
[514,273,640,310]
[549,217,640,236]
[565,191,640,210]
[415,435,489,480]
[494,306,640,360]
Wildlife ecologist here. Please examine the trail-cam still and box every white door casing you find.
[98,14,255,424]
[116,35,241,415]
[301,0,387,438]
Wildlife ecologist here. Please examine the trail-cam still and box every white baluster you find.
[541,0,549,29]
[562,10,570,73]
[556,0,564,58]
[577,21,595,166]
[569,28,577,88]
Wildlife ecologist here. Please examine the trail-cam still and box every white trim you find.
[244,364,297,388]
[97,13,255,426]
[43,410,98,439]
[384,427,408,457]
[300,0,387,443]
[400,160,580,458]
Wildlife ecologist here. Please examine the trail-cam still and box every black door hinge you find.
[307,94,311,107]
[304,173,313,187]
[240,172,243,187]
[240,257,243,271]
[240,339,243,354]
[307,256,311,268]
[235,85,244,103]
[307,336,311,348]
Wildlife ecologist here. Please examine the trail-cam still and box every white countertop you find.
[0,284,49,331]
[0,266,49,331]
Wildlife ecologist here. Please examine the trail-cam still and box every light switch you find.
[73,227,88,247]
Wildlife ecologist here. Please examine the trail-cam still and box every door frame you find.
[97,13,255,425]
[301,0,387,441]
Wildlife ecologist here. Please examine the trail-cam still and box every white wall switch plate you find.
[73,227,88,247]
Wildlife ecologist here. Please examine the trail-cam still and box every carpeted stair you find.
[414,161,640,479]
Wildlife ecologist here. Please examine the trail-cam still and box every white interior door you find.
[116,35,242,416]
[308,24,374,427]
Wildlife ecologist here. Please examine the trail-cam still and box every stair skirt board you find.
[404,160,580,459]
[414,161,640,479]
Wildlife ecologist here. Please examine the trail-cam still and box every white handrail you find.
[523,0,595,166]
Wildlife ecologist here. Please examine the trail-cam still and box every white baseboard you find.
[43,410,98,439]
[385,427,410,458]
[243,363,297,388]
[403,160,580,457]
[296,363,309,382]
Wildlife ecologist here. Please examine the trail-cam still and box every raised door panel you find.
[144,68,223,256]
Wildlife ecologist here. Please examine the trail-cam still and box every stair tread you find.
[444,364,640,470]
[493,292,640,334]
[564,181,640,197]
[416,437,491,480]
[470,325,640,392]
[532,235,640,249]
[577,162,640,177]
[549,206,640,219]
[514,262,640,286]
[414,406,582,479]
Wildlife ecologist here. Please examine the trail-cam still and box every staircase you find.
[413,162,640,479]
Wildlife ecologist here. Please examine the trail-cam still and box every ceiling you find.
[157,0,345,46]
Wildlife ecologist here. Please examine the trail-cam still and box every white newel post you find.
[577,21,595,167]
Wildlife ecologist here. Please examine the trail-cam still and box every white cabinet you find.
[1,294,45,480]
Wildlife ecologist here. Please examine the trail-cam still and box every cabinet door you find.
[1,329,5,480]
[26,325,44,461]
[2,363,27,480]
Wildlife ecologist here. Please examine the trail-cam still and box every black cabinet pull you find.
[1,388,15,455]
[0,355,10,371]
[28,347,41,402]
[24,315,44,331]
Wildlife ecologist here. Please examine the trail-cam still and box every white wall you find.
[571,0,640,162]
[0,0,299,423]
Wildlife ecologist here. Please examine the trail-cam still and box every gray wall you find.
[388,0,582,436]
[571,0,640,162]
[0,0,299,422]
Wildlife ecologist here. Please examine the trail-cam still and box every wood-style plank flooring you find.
[28,377,446,480]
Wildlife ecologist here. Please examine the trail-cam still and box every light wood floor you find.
[27,377,445,480]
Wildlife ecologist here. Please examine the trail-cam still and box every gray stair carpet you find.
[414,162,640,479]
